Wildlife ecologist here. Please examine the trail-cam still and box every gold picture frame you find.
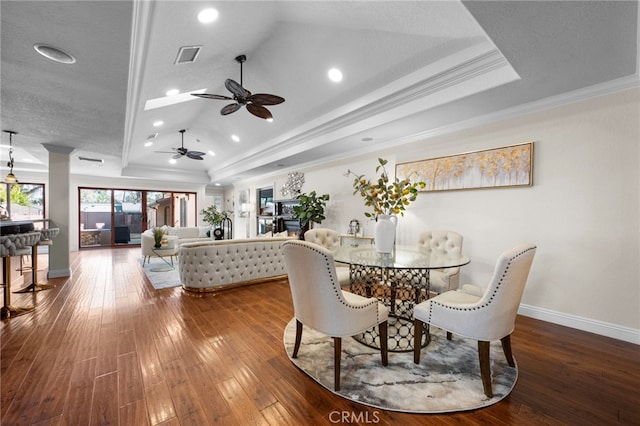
[396,142,533,192]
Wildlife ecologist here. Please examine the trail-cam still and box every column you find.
[42,144,75,278]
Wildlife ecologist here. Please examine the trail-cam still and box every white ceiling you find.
[1,1,638,188]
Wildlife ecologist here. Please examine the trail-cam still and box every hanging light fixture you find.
[3,130,18,183]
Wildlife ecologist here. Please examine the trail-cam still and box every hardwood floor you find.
[1,248,639,425]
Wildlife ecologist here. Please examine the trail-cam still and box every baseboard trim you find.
[519,304,639,345]
[48,268,72,279]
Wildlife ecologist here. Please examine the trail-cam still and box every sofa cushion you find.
[168,227,200,239]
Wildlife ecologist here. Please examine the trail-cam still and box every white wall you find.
[239,88,640,343]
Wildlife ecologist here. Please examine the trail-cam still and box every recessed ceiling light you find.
[153,120,164,127]
[169,159,177,164]
[214,183,221,186]
[231,134,240,142]
[165,89,179,96]
[266,118,274,123]
[208,150,215,156]
[34,43,76,64]
[328,68,343,82]
[198,8,219,23]
[144,142,153,147]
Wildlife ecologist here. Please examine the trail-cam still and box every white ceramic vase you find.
[374,214,397,253]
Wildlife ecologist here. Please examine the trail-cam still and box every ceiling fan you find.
[192,54,285,120]
[155,129,205,160]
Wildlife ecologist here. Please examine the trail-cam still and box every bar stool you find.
[14,228,60,293]
[1,232,41,319]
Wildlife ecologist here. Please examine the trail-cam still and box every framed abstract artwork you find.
[396,142,533,192]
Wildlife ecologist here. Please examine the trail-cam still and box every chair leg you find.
[292,319,303,358]
[478,341,493,398]
[501,335,515,367]
[333,337,342,391]
[379,321,388,366]
[413,319,423,363]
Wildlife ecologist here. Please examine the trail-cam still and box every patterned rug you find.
[138,258,182,290]
[283,318,517,413]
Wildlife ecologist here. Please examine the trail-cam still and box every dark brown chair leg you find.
[501,335,515,367]
[379,321,388,366]
[478,341,493,398]
[333,337,342,391]
[413,319,423,363]
[292,319,303,358]
[446,331,453,340]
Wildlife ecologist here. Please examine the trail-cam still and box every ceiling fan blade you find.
[221,103,241,115]
[192,93,233,101]
[249,93,285,106]
[186,152,205,160]
[225,79,249,98]
[154,151,176,154]
[172,154,183,159]
[246,103,273,120]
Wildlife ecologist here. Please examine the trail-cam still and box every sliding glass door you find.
[79,188,196,248]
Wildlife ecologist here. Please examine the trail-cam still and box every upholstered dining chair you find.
[413,243,536,398]
[282,240,389,391]
[302,228,350,287]
[416,230,464,294]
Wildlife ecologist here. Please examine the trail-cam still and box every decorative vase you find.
[154,242,161,249]
[374,214,397,253]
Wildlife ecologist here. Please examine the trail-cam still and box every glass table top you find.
[332,245,470,269]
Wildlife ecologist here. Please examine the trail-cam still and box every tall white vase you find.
[374,214,397,253]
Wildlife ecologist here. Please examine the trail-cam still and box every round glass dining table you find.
[332,245,470,352]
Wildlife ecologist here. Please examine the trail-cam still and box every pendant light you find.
[3,130,18,183]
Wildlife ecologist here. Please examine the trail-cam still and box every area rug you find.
[138,258,182,290]
[283,318,517,413]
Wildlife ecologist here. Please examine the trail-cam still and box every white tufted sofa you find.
[178,237,294,292]
[416,230,464,294]
[142,226,211,246]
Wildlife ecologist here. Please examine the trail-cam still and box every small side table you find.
[149,245,179,272]
[339,234,374,247]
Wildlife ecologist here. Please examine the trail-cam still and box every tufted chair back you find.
[416,230,463,293]
[302,228,350,287]
[283,240,389,390]
[413,243,536,397]
[0,232,42,257]
[302,228,340,250]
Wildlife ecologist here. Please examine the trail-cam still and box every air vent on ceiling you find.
[78,156,104,163]
[175,46,202,64]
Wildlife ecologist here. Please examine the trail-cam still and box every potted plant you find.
[293,190,330,238]
[201,205,229,227]
[346,158,425,252]
[152,227,164,248]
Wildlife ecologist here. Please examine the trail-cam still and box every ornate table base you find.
[349,263,431,352]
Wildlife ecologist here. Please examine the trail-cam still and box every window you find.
[0,182,46,228]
